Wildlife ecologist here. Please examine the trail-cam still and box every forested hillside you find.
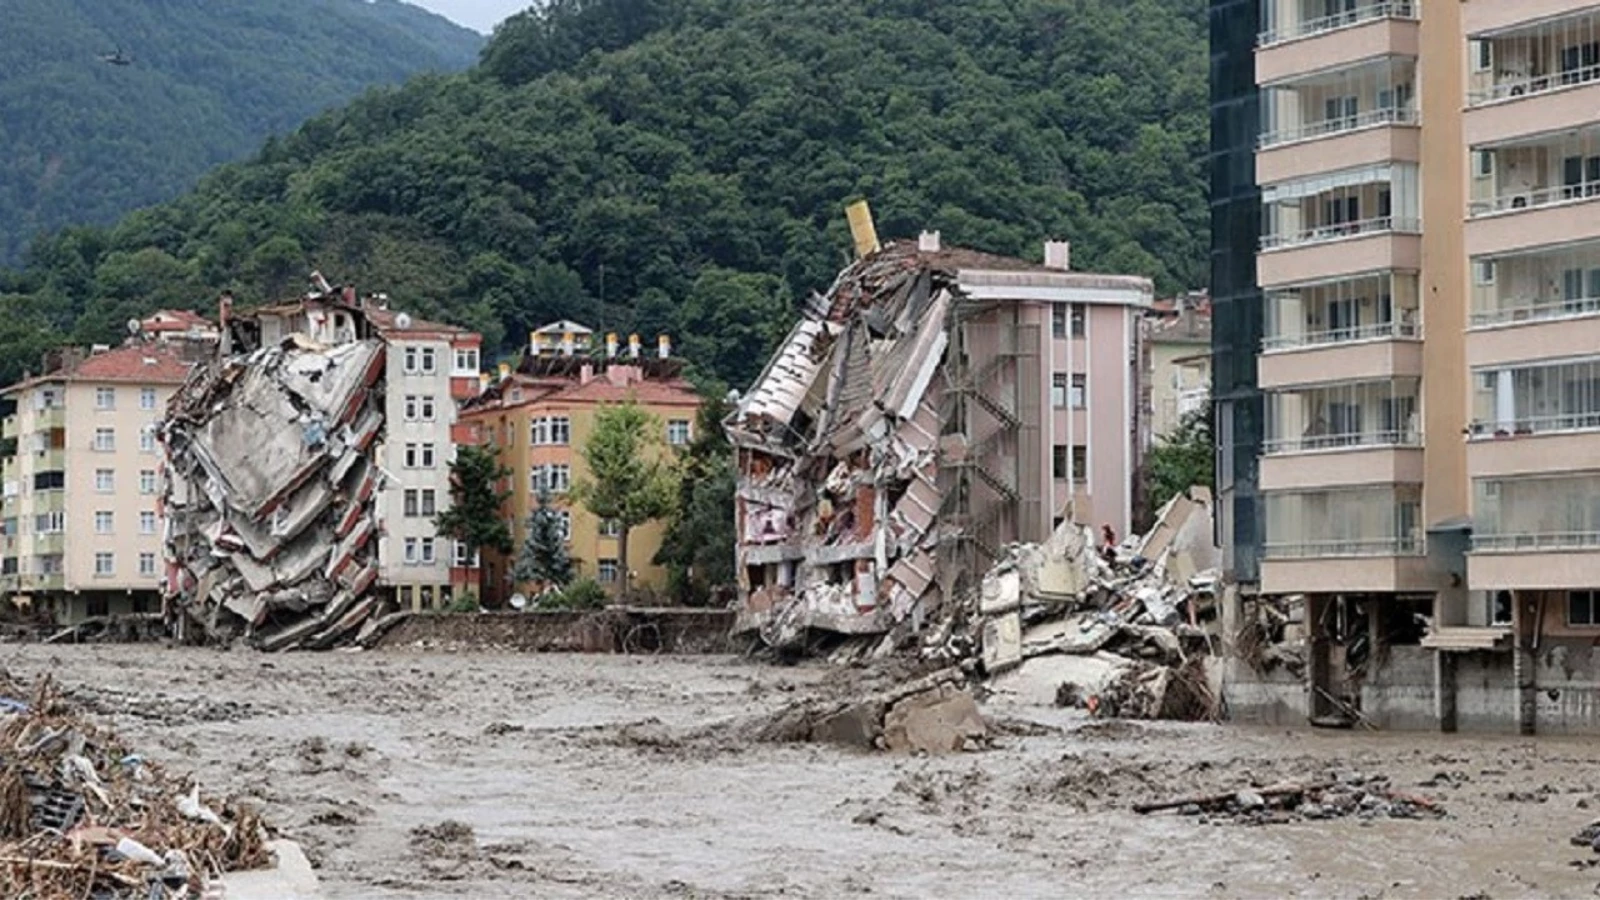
[0,0,482,264]
[0,0,1208,390]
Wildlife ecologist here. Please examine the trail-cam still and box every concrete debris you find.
[1135,771,1447,825]
[741,668,988,755]
[941,488,1224,722]
[160,285,390,650]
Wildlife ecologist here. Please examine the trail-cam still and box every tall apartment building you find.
[457,323,701,604]
[1216,0,1600,732]
[0,340,199,624]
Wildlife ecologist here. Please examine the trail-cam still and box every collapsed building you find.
[159,276,483,650]
[726,215,1153,650]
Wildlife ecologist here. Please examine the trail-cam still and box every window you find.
[94,511,113,534]
[95,469,114,493]
[421,444,436,468]
[404,396,419,421]
[453,542,479,568]
[1052,445,1068,480]
[421,489,436,517]
[407,443,436,468]
[421,396,436,421]
[598,558,620,582]
[599,519,621,538]
[140,428,155,453]
[531,418,548,445]
[94,552,114,576]
[550,417,570,445]
[404,489,419,517]
[93,428,115,452]
[1071,374,1087,409]
[1475,151,1494,179]
[1070,304,1085,337]
[34,471,64,491]
[1051,304,1067,339]
[454,348,479,373]
[1051,374,1068,408]
[140,470,157,494]
[1072,445,1087,481]
[558,511,572,540]
[404,538,418,565]
[420,538,436,565]
[139,511,156,535]
[404,347,418,373]
[405,443,418,468]
[1475,260,1496,286]
[1472,39,1492,73]
[1570,590,1600,626]
[138,552,156,577]
[548,464,570,493]
[420,347,437,374]
[140,388,157,411]
[95,387,115,410]
[667,419,691,445]
[34,512,63,534]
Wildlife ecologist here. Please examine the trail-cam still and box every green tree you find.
[435,445,513,594]
[656,394,736,605]
[1144,406,1214,518]
[513,484,575,591]
[571,402,678,595]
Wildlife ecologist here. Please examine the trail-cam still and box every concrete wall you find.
[375,608,736,654]
[1220,656,1307,725]
[1454,652,1519,733]
[1360,645,1436,730]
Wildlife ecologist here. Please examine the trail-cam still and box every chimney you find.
[1044,240,1071,271]
[657,334,671,359]
[606,332,619,358]
[918,230,941,253]
[628,334,641,359]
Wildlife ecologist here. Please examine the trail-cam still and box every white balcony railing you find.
[1258,107,1419,149]
[1469,181,1600,218]
[1473,531,1600,552]
[1469,63,1600,107]
[1468,412,1600,438]
[1471,293,1600,328]
[1258,0,1416,47]
[1262,319,1419,352]
[1264,536,1424,558]
[1260,216,1420,251]
[1264,428,1421,455]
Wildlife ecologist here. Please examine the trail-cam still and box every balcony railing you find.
[1260,216,1420,250]
[1264,428,1421,455]
[1470,181,1600,218]
[1264,536,1423,558]
[1469,63,1600,106]
[1471,293,1600,328]
[1258,0,1415,46]
[1468,412,1600,438]
[1262,319,1419,352]
[1259,107,1419,149]
[1473,531,1600,552]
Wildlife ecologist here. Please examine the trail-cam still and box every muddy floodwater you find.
[6,644,1600,898]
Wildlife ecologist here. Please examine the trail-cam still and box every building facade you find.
[458,326,701,605]
[1146,292,1213,441]
[1218,0,1600,732]
[1,341,200,624]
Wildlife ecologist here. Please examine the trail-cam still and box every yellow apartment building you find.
[458,325,701,604]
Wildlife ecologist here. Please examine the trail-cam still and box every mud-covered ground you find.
[6,644,1600,898]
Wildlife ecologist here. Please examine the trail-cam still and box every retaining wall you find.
[374,608,737,654]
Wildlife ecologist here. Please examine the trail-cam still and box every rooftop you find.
[2,341,197,395]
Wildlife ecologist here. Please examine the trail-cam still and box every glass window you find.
[95,469,114,493]
[140,388,157,410]
[95,387,115,410]
[93,428,115,452]
[138,552,157,577]
[140,470,157,494]
[404,489,419,517]
[1071,374,1087,408]
[420,538,436,565]
[599,519,621,538]
[94,552,114,576]
[1051,374,1068,408]
[421,489,436,517]
[421,348,437,373]
[667,419,691,445]
[1070,304,1085,337]
[94,511,113,534]
[421,444,436,468]
[1571,590,1599,626]
[552,417,571,445]
[404,347,418,373]
[1073,446,1087,481]
[404,537,418,564]
[1052,445,1067,479]
[139,511,156,535]
[421,396,436,421]
[598,559,619,582]
[558,511,572,540]
[404,396,418,421]
[140,428,155,453]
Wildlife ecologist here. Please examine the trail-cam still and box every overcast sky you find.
[410,0,531,34]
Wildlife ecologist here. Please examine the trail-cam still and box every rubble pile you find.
[161,316,387,651]
[936,489,1225,721]
[0,677,267,898]
[1135,771,1447,825]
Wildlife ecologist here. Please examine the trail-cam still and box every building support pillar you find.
[1513,590,1537,736]
[1434,651,1457,733]
[1306,593,1332,720]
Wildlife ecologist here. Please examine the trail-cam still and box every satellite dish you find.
[393,312,413,330]
[509,593,528,610]
[127,318,142,335]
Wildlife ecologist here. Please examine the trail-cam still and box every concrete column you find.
[1307,594,1331,719]
[1434,651,1457,733]
[1514,590,1537,735]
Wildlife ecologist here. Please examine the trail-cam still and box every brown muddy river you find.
[3,644,1596,898]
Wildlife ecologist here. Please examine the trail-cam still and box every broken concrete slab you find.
[981,611,1022,673]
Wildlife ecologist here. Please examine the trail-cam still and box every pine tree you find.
[514,484,574,591]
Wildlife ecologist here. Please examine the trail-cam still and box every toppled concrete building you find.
[727,219,1153,649]
[159,277,482,650]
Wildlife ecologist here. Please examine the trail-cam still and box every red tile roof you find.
[141,309,214,332]
[460,371,700,417]
[70,343,196,384]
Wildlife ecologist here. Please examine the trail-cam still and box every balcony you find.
[1264,377,1421,454]
[1261,483,1429,592]
[1465,128,1600,258]
[1465,10,1600,146]
[1257,2,1419,86]
[1470,471,1600,589]
[1467,359,1600,477]
[1259,163,1420,285]
[1257,55,1418,182]
[33,408,63,431]
[32,534,63,555]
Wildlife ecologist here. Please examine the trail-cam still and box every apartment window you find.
[1475,260,1496,286]
[1071,374,1087,409]
[140,470,157,495]
[140,428,155,453]
[95,387,115,410]
[421,396,436,421]
[404,489,419,517]
[1070,304,1085,337]
[404,443,417,467]
[93,552,114,577]
[139,511,156,535]
[548,464,570,493]
[421,443,436,468]
[34,471,64,491]
[1472,40,1492,73]
[598,558,620,583]
[34,512,63,534]
[1051,374,1068,408]
[421,489,436,517]
[453,541,479,568]
[95,469,114,493]
[94,511,113,534]
[667,419,691,446]
[404,538,418,565]
[1051,304,1067,339]
[420,538,436,565]
[550,417,571,445]
[531,417,548,445]
[140,388,157,411]
[93,428,115,452]
[1052,445,1068,480]
[1475,151,1494,179]
[138,552,157,577]
[558,511,572,541]
[599,519,621,538]
[1570,590,1600,626]
[404,396,419,420]
[1073,445,1087,481]
[420,347,437,374]
[404,347,418,373]
[454,348,479,373]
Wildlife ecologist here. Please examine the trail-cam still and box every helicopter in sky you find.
[99,46,133,66]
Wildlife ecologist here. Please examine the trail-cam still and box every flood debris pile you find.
[0,677,267,898]
[161,293,387,651]
[1135,771,1446,825]
[944,489,1225,721]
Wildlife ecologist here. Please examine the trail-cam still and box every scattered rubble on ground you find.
[0,675,269,898]
[1133,770,1446,825]
[160,281,387,651]
[732,667,988,755]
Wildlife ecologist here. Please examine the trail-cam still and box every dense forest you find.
[0,0,482,265]
[0,0,1208,391]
